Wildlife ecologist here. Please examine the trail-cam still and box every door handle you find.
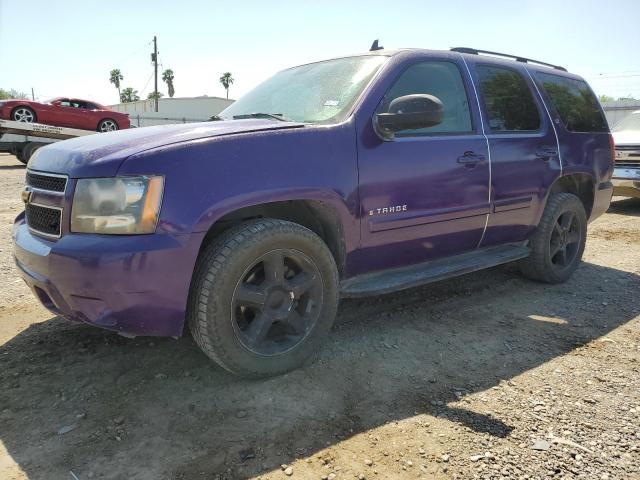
[457,152,486,166]
[535,147,558,160]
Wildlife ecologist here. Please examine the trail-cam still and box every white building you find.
[601,100,640,129]
[108,96,234,127]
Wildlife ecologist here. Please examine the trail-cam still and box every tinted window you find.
[477,66,541,132]
[536,72,608,133]
[378,61,472,135]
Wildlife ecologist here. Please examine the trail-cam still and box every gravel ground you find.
[0,152,638,480]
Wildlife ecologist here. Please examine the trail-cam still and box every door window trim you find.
[376,59,477,138]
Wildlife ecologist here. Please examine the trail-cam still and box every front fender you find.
[117,121,360,254]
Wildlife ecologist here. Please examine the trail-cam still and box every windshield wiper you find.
[232,112,292,122]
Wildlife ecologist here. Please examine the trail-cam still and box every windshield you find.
[613,112,640,132]
[219,55,388,124]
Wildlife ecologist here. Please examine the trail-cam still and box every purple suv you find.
[13,47,614,377]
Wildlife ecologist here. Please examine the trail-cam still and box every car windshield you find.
[613,112,640,132]
[219,55,388,124]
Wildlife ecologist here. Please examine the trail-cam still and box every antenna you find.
[370,39,383,51]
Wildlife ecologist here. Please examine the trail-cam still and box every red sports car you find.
[0,97,130,132]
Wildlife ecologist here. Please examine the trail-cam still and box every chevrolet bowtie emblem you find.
[21,186,33,204]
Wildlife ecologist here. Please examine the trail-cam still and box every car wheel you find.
[12,107,36,123]
[97,119,118,132]
[188,219,339,377]
[520,193,587,284]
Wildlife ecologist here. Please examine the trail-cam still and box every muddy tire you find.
[187,219,339,377]
[520,193,587,284]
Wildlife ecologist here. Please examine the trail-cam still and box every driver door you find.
[356,59,491,273]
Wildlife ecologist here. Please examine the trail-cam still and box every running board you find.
[340,244,530,298]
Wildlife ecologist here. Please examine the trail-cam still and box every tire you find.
[16,146,29,165]
[11,106,36,123]
[520,193,587,284]
[187,219,339,377]
[97,119,118,132]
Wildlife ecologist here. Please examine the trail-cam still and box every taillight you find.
[609,133,615,163]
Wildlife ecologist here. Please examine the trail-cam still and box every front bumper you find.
[12,214,205,337]
[612,167,640,198]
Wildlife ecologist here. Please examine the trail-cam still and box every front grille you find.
[25,204,62,237]
[26,171,67,192]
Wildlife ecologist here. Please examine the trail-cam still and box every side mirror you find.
[52,101,61,107]
[375,94,444,139]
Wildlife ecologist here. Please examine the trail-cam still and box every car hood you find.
[28,119,305,178]
[612,130,640,146]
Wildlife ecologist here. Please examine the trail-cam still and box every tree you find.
[147,91,164,100]
[120,87,140,103]
[598,94,614,103]
[109,69,124,102]
[219,72,234,99]
[162,69,175,98]
[0,88,29,100]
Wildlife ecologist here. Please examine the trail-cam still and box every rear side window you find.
[379,61,473,135]
[535,72,608,133]
[476,65,541,132]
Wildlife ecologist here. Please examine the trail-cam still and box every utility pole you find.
[152,36,159,112]
[31,88,35,101]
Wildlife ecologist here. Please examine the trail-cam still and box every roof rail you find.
[451,47,567,72]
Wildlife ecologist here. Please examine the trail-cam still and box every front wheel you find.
[520,193,587,283]
[97,119,118,132]
[12,107,36,123]
[188,219,339,377]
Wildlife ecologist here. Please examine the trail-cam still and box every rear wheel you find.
[188,219,339,377]
[12,107,36,123]
[97,119,118,132]
[19,143,38,164]
[520,193,587,283]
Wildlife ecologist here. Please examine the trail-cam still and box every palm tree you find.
[219,72,234,99]
[109,69,124,102]
[120,87,140,103]
[162,69,175,98]
[147,91,164,100]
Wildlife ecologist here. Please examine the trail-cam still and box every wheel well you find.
[549,173,594,218]
[200,200,347,275]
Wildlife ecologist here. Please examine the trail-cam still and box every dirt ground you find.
[0,152,638,480]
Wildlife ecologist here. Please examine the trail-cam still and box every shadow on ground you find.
[608,196,640,217]
[1,261,638,479]
[0,164,25,171]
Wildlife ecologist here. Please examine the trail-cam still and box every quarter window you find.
[535,72,608,133]
[477,66,541,132]
[378,61,473,135]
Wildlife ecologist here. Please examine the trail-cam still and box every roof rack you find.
[450,47,567,72]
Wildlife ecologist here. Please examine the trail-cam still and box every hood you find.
[612,130,640,147]
[28,119,304,178]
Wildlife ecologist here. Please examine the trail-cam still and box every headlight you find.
[71,176,164,234]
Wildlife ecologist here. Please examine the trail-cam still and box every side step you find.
[340,244,530,298]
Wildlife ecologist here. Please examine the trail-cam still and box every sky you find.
[1,0,639,106]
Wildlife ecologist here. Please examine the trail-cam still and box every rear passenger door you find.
[469,63,561,246]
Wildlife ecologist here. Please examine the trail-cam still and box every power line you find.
[139,72,155,97]
[111,40,153,67]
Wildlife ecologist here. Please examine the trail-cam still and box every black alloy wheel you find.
[231,248,323,355]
